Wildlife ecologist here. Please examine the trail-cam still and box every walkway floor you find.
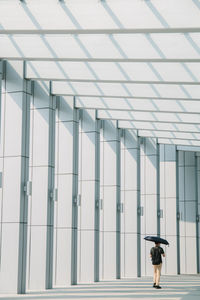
[0,275,200,300]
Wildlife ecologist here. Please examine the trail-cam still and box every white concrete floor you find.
[0,275,200,300]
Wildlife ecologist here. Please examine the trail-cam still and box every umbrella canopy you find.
[144,236,169,245]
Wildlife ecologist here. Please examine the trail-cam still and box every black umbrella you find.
[144,236,169,245]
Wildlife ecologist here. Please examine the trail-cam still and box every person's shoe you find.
[155,285,161,289]
[153,283,156,287]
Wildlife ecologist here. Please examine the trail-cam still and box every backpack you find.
[151,247,162,265]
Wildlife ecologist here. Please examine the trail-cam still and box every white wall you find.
[120,130,139,278]
[77,109,97,283]
[26,81,56,291]
[0,63,200,294]
[197,154,200,273]
[0,61,31,293]
[140,138,158,276]
[178,151,197,274]
[99,120,119,280]
[53,96,78,287]
[160,144,177,275]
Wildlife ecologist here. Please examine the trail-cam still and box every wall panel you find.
[140,138,158,276]
[120,130,138,278]
[77,109,98,283]
[0,61,30,293]
[178,151,197,274]
[53,96,78,287]
[100,120,119,280]
[160,145,177,275]
[27,81,56,290]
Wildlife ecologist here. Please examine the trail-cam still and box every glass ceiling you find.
[0,0,200,146]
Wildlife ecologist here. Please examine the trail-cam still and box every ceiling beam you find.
[141,134,200,141]
[2,57,200,63]
[101,118,200,125]
[118,120,200,134]
[98,111,200,125]
[123,128,200,134]
[53,94,200,102]
[76,106,200,115]
[158,138,200,147]
[177,146,200,152]
[138,130,200,141]
[75,97,200,114]
[1,28,200,35]
[51,82,200,99]
[29,78,200,85]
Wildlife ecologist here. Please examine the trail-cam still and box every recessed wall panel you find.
[103,232,116,279]
[2,157,21,222]
[185,201,196,237]
[32,109,50,166]
[145,156,157,195]
[103,142,116,186]
[4,93,23,157]
[78,230,95,283]
[165,198,177,236]
[165,163,176,198]
[58,121,74,174]
[80,182,95,230]
[124,191,137,233]
[81,132,95,181]
[145,195,157,235]
[56,175,73,228]
[54,228,71,286]
[165,235,177,275]
[27,226,47,290]
[124,233,137,278]
[124,149,137,190]
[103,186,116,232]
[185,237,197,274]
[0,223,20,292]
[30,167,49,226]
[185,166,196,201]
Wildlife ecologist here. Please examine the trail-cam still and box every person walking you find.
[150,242,165,289]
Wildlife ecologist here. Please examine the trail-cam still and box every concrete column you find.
[140,137,159,276]
[120,130,139,278]
[178,151,197,274]
[197,153,200,273]
[77,109,99,283]
[160,145,177,275]
[94,118,100,282]
[53,96,79,287]
[0,61,31,293]
[26,81,56,291]
[0,61,2,137]
[99,120,120,280]
[176,150,181,274]
[196,153,200,273]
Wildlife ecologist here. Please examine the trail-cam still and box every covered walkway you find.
[0,275,200,300]
[0,0,200,297]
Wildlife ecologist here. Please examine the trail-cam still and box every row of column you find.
[0,61,199,294]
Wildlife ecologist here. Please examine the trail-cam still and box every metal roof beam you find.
[1,28,200,35]
[122,128,200,134]
[158,138,200,147]
[2,58,200,63]
[51,82,200,99]
[75,98,200,115]
[53,94,200,102]
[118,120,200,134]
[138,130,200,141]
[28,78,200,85]
[97,110,200,124]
